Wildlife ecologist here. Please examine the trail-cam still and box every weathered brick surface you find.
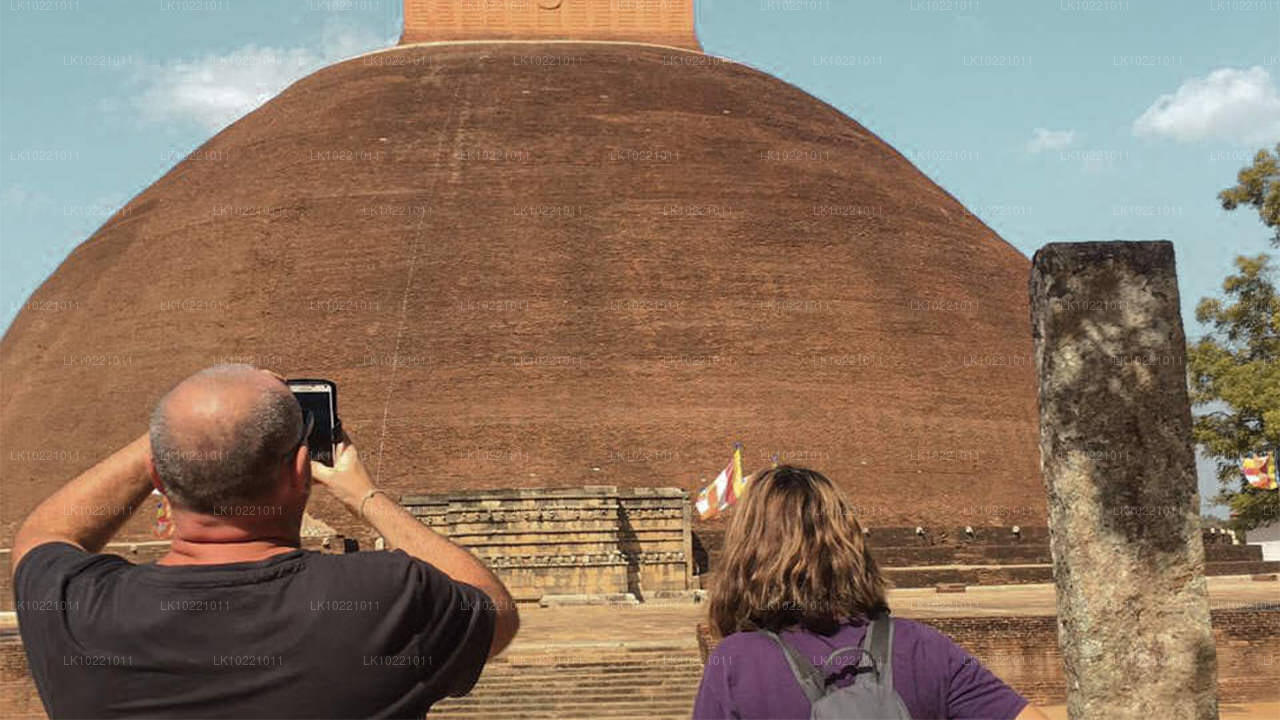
[885,565,1056,587]
[923,616,1066,704]
[401,0,701,49]
[0,42,1045,546]
[691,526,1272,590]
[1210,609,1280,702]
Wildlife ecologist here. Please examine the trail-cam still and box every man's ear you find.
[292,444,311,493]
[147,454,165,495]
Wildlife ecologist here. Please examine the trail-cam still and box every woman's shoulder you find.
[886,616,963,651]
[711,620,864,659]
[708,628,782,658]
[710,616,956,657]
[707,626,840,666]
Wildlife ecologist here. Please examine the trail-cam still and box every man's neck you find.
[157,537,301,566]
[157,505,304,566]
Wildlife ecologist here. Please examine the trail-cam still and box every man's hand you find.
[261,369,288,384]
[321,434,521,657]
[309,435,377,516]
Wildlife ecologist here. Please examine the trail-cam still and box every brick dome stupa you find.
[0,0,1044,542]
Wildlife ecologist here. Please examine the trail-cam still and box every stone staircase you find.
[693,526,1280,589]
[0,636,705,719]
[430,644,703,720]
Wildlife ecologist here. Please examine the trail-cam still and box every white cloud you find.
[1026,128,1076,154]
[134,46,322,131]
[132,22,391,133]
[1133,66,1280,146]
[0,184,55,211]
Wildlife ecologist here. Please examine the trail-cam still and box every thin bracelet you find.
[358,488,390,521]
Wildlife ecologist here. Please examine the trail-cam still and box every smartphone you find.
[286,379,341,467]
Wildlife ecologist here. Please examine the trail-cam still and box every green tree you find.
[1189,147,1280,530]
[1187,254,1279,530]
[1218,143,1279,247]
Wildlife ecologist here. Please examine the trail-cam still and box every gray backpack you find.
[760,612,913,719]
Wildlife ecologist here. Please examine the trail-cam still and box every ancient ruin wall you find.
[401,487,692,601]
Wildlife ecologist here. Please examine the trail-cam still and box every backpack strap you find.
[822,645,868,669]
[860,611,894,687]
[821,644,870,680]
[759,630,826,704]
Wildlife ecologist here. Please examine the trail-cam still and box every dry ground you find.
[507,575,1279,649]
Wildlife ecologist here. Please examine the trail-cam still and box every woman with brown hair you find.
[693,465,1048,719]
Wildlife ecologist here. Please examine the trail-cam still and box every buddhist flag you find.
[1242,451,1278,490]
[695,444,746,520]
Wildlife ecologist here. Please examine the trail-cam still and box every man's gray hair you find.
[150,364,302,513]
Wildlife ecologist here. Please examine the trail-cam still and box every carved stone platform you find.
[400,487,693,602]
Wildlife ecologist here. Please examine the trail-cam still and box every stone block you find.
[401,487,691,601]
[1031,241,1217,719]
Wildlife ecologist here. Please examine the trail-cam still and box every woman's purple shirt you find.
[693,616,1029,720]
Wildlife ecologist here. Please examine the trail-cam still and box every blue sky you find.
[2,0,1278,513]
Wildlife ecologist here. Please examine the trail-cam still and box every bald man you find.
[11,364,518,718]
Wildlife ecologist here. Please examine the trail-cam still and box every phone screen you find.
[287,380,338,466]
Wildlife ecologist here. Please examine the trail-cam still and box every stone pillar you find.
[1030,241,1217,720]
[682,492,694,589]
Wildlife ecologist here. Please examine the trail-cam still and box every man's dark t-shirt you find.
[14,542,496,718]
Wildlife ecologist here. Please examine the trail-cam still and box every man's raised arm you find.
[310,440,520,658]
[10,432,155,578]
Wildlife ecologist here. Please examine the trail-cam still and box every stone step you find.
[443,688,698,704]
[478,663,698,673]
[435,714,690,720]
[462,670,699,686]
[460,681,698,696]
[870,542,1261,565]
[695,526,1055,552]
[488,649,700,664]
[463,671,701,681]
[703,542,1264,571]
[700,527,1247,552]
[871,545,1054,566]
[702,559,1280,589]
[1206,560,1280,575]
[487,654,701,668]
[884,560,1280,587]
[432,712,691,717]
[433,708,694,720]
[437,686,697,698]
[432,697,697,716]
[1204,545,1266,562]
[439,708,696,713]
[882,564,1055,587]
[473,661,700,672]
[465,670,700,686]
[431,643,703,720]
[489,655,701,664]
[450,679,697,691]
[720,537,1253,559]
